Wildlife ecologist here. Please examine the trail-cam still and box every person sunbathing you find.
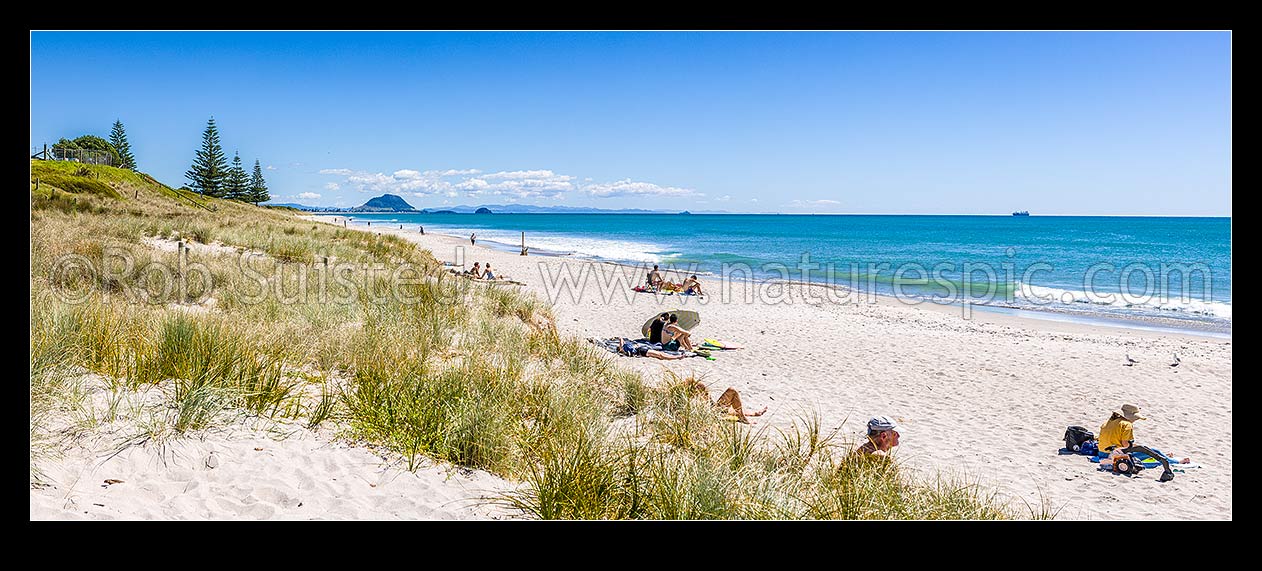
[681,275,704,295]
[647,264,665,290]
[684,378,767,424]
[662,313,695,351]
[617,337,685,360]
[482,263,496,280]
[468,262,482,277]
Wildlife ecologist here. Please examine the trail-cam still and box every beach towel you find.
[1089,449,1202,471]
[632,286,674,295]
[587,337,686,358]
[701,338,744,350]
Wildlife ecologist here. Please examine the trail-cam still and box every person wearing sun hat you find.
[1099,404,1176,482]
[852,415,902,458]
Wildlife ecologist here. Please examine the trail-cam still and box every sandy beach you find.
[30,30,1231,522]
[330,218,1232,520]
[30,215,1232,521]
[29,375,516,520]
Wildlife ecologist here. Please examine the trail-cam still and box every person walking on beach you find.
[470,232,477,246]
[663,313,696,351]
[1098,404,1183,482]
[852,416,901,458]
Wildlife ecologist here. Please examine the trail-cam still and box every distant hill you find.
[352,194,417,212]
[475,207,493,214]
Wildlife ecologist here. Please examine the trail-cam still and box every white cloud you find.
[455,178,490,191]
[717,195,731,202]
[319,166,694,202]
[425,168,481,177]
[749,198,759,203]
[583,178,694,198]
[296,192,321,200]
[451,170,575,199]
[265,165,277,171]
[480,170,563,181]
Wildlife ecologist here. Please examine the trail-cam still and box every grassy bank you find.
[30,159,1024,519]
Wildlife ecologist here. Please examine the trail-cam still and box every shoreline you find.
[318,215,1230,342]
[307,213,1233,520]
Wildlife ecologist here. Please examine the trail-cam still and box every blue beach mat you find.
[1090,449,1202,471]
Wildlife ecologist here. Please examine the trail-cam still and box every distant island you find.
[354,194,418,212]
[268,195,730,214]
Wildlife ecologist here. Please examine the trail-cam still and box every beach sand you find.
[341,219,1232,520]
[30,216,1232,520]
[29,379,516,520]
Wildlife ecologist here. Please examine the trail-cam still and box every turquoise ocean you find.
[333,213,1231,335]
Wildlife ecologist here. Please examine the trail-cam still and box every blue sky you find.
[30,31,1230,215]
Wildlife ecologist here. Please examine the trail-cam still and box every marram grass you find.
[30,160,1024,519]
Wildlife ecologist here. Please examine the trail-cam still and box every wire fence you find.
[48,147,118,166]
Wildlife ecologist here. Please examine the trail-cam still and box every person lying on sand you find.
[684,378,767,424]
[663,314,696,351]
[851,415,901,458]
[681,275,704,295]
[616,337,686,360]
[1098,403,1188,482]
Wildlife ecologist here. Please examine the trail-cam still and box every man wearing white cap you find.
[853,415,901,458]
[1099,404,1176,482]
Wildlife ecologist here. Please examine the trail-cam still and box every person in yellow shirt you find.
[1099,404,1175,482]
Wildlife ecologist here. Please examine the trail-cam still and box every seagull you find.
[1170,353,1181,367]
[1125,354,1139,366]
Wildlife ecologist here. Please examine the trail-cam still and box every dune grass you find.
[29,160,1021,519]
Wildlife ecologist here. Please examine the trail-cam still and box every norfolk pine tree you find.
[226,151,250,200]
[249,159,270,205]
[109,119,136,170]
[185,117,228,197]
